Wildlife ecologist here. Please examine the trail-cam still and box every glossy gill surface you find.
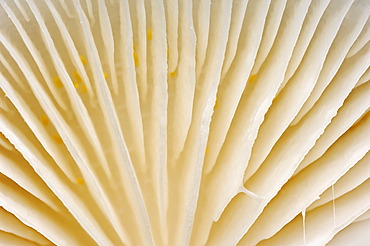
[0,0,369,245]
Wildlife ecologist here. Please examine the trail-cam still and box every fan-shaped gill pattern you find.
[0,0,369,245]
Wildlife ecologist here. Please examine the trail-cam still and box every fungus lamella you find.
[0,0,369,245]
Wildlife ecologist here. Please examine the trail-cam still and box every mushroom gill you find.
[0,0,369,245]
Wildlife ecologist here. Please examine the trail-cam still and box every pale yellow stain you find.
[39,115,49,126]
[133,44,139,67]
[52,134,63,144]
[76,177,85,185]
[73,71,82,83]
[80,55,87,65]
[81,84,87,93]
[104,72,108,79]
[169,69,177,78]
[147,29,153,41]
[73,82,79,89]
[247,74,257,84]
[214,98,219,109]
[53,76,63,88]
[133,51,139,67]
